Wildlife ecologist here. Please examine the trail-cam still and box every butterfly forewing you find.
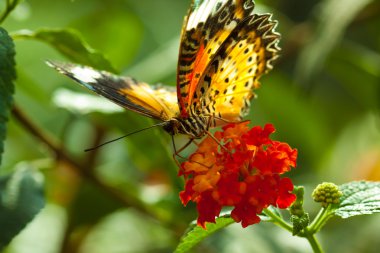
[193,13,281,122]
[177,0,255,118]
[47,61,179,121]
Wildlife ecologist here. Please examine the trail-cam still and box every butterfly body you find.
[163,114,212,138]
[48,0,280,140]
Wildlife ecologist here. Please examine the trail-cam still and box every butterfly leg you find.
[210,115,249,125]
[205,116,230,153]
[171,135,194,167]
[171,136,213,169]
[205,131,229,153]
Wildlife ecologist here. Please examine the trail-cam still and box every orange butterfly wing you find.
[177,0,280,123]
[194,13,280,122]
[47,61,179,121]
[177,0,255,118]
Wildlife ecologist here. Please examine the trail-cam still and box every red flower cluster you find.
[179,122,298,228]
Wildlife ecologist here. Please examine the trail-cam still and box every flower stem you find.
[304,227,324,253]
[263,208,293,233]
[308,205,332,234]
[264,208,325,253]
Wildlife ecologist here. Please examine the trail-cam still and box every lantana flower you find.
[179,122,298,228]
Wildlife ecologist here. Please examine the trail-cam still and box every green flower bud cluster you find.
[312,182,342,207]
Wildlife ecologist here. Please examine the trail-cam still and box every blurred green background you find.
[1,0,380,252]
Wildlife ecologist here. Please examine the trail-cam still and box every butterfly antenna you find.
[84,122,167,152]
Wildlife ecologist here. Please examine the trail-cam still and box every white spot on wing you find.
[71,66,102,84]
[187,0,228,29]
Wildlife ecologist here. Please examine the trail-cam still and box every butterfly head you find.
[162,119,181,136]
[162,116,210,139]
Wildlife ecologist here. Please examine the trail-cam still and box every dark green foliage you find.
[175,215,234,253]
[0,165,45,250]
[13,28,116,73]
[0,27,15,165]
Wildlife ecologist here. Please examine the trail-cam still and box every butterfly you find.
[48,0,280,142]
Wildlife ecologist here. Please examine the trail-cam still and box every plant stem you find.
[304,228,324,253]
[0,0,19,24]
[308,207,326,233]
[264,208,325,252]
[11,105,179,230]
[308,205,332,234]
[263,208,293,233]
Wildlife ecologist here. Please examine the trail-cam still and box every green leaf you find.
[174,215,234,253]
[335,181,380,218]
[11,28,116,73]
[0,27,16,165]
[0,163,45,250]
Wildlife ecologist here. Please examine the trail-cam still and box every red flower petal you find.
[214,172,244,205]
[276,177,296,208]
[243,123,275,146]
[179,179,195,206]
[196,191,222,228]
[231,202,261,228]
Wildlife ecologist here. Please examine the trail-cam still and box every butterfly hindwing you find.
[47,61,178,121]
[177,0,255,118]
